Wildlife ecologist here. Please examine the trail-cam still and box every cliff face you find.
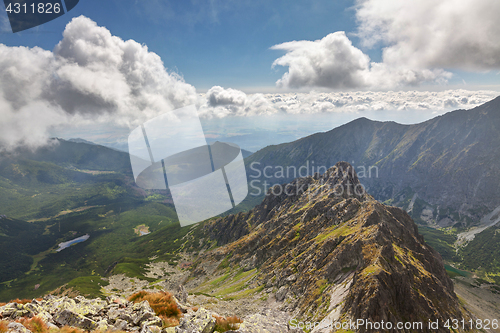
[195,162,469,332]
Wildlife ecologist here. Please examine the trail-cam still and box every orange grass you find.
[128,291,182,327]
[213,315,243,332]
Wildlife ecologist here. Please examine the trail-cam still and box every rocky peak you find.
[195,162,472,332]
[205,162,366,247]
[316,161,365,199]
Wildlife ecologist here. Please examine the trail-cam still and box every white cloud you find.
[271,32,452,90]
[0,16,197,150]
[271,32,370,89]
[356,0,500,71]
[262,90,499,115]
[200,86,273,118]
[207,86,247,106]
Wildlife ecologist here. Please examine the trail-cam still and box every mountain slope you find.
[245,96,500,228]
[0,139,185,300]
[12,138,133,173]
[0,138,145,220]
[188,162,470,331]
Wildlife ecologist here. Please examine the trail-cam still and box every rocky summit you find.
[189,162,473,332]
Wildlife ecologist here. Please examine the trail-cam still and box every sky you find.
[1,0,500,151]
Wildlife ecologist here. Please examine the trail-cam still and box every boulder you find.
[53,309,98,331]
[176,285,188,304]
[175,308,216,333]
[7,322,30,333]
[275,286,288,302]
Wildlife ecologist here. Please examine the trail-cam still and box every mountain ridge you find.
[188,162,471,332]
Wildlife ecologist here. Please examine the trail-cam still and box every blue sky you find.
[2,0,499,92]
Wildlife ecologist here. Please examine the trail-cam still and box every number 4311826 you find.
[6,2,61,14]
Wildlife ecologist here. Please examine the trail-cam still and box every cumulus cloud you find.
[271,0,500,90]
[207,86,247,107]
[0,16,197,150]
[1,14,499,150]
[271,32,370,89]
[271,32,451,90]
[200,86,272,118]
[356,0,500,70]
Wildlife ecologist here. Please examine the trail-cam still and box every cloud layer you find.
[0,16,197,150]
[271,0,500,89]
[199,86,499,118]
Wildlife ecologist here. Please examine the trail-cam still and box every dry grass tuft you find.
[159,315,179,328]
[0,320,8,333]
[128,291,182,327]
[59,326,85,333]
[18,316,49,333]
[213,315,243,332]
[127,291,149,303]
[9,299,32,305]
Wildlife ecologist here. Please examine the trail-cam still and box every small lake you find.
[57,234,90,252]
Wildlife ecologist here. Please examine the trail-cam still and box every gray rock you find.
[175,308,216,333]
[176,285,188,304]
[95,319,111,332]
[118,312,134,323]
[141,325,162,333]
[107,307,125,322]
[162,328,176,333]
[237,313,289,333]
[46,322,59,330]
[36,311,53,324]
[0,304,18,318]
[7,322,30,333]
[53,309,98,331]
[114,318,129,331]
[141,316,163,328]
[275,286,288,302]
[132,309,155,326]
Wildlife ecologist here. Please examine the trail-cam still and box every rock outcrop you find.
[0,295,294,333]
[0,295,163,332]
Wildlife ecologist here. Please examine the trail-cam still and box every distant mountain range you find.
[246,96,500,231]
[69,137,255,159]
